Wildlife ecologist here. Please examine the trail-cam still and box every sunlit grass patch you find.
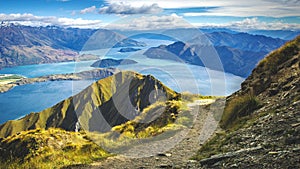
[0,128,110,169]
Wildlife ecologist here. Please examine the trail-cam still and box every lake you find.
[0,38,244,124]
[0,80,94,124]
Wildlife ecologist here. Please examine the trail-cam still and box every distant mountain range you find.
[0,24,295,77]
[0,24,144,68]
[144,32,287,77]
[205,32,286,53]
[247,30,300,40]
[199,28,300,40]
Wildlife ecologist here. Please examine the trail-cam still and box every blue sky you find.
[0,0,299,30]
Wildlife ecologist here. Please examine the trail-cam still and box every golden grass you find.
[0,128,110,169]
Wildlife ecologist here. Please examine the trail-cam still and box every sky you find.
[0,0,300,30]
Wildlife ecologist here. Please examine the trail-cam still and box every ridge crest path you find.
[73,99,218,169]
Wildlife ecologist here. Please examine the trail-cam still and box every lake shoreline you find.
[0,68,119,93]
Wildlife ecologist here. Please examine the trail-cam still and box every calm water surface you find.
[0,39,244,124]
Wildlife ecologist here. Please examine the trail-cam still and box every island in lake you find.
[91,58,138,68]
[118,47,141,53]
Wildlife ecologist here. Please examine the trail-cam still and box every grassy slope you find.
[0,71,179,138]
[0,94,207,168]
[0,128,110,169]
[0,71,196,168]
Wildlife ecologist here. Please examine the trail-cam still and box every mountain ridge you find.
[0,24,144,68]
[0,71,179,138]
[144,34,286,77]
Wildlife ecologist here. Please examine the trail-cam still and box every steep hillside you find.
[0,71,179,138]
[194,36,300,168]
[0,24,144,68]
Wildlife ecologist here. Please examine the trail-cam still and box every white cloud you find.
[1,13,299,30]
[192,18,300,30]
[80,6,97,14]
[0,13,103,28]
[56,17,102,28]
[104,14,300,31]
[105,0,300,17]
[105,14,192,30]
[183,6,300,17]
[99,2,162,14]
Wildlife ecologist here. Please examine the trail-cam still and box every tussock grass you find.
[220,95,260,130]
[258,35,300,74]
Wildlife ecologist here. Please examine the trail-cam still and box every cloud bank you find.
[1,13,299,30]
[194,18,300,30]
[105,15,300,30]
[0,13,102,28]
[105,0,300,17]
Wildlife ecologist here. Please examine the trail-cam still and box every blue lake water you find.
[0,80,94,124]
[0,60,96,78]
[0,38,245,124]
